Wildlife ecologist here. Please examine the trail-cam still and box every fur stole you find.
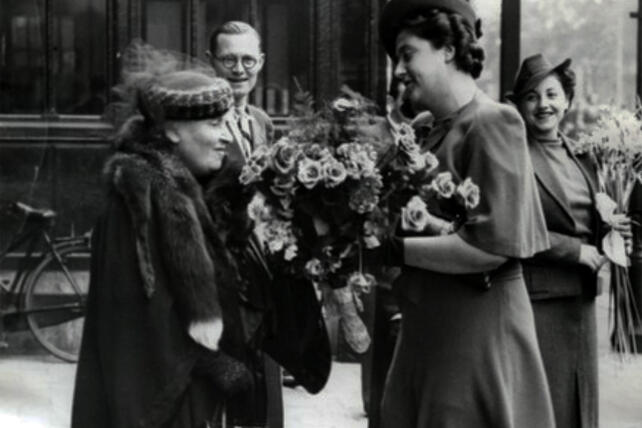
[103,123,258,403]
[104,129,224,324]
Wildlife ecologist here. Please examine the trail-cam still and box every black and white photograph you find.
[0,0,641,427]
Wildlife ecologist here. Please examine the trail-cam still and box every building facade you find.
[0,0,388,240]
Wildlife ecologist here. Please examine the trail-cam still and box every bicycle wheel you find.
[23,244,90,362]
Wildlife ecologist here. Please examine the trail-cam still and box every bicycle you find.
[0,201,91,362]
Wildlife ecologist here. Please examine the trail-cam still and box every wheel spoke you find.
[23,244,89,362]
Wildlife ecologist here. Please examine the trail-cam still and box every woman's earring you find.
[165,128,181,144]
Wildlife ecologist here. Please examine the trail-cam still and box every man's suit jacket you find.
[522,133,603,300]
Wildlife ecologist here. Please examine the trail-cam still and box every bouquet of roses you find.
[240,87,480,353]
[577,105,642,353]
[378,120,480,237]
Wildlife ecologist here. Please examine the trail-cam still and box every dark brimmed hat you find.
[379,0,477,58]
[506,54,572,102]
[141,70,234,121]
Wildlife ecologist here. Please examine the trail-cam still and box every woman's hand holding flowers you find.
[579,244,607,271]
[610,213,633,254]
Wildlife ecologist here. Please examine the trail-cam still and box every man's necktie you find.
[235,108,254,159]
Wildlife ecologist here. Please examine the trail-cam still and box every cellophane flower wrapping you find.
[241,86,480,353]
[577,105,642,354]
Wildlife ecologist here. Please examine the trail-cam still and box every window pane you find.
[0,0,46,114]
[263,1,292,115]
[338,0,370,95]
[146,0,186,52]
[203,0,312,116]
[472,0,502,99]
[521,0,638,136]
[52,0,108,115]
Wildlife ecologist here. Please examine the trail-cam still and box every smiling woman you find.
[70,70,264,428]
[377,1,555,427]
[165,113,235,177]
[509,53,628,428]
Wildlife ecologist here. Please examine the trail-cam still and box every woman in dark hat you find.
[71,69,272,428]
[509,53,631,428]
[377,1,556,427]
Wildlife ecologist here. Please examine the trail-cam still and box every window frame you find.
[0,0,119,140]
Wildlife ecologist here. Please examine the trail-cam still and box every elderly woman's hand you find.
[610,213,633,254]
[579,244,608,271]
[189,317,223,351]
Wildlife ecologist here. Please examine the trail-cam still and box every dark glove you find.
[365,235,404,267]
[385,235,405,266]
[194,349,253,396]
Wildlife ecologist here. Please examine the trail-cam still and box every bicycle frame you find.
[0,203,91,361]
[0,227,50,302]
[0,211,88,306]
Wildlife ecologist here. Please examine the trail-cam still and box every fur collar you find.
[103,132,226,324]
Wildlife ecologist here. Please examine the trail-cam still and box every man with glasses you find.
[207,21,274,160]
[207,20,282,428]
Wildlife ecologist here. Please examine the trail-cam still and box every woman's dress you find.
[380,91,555,428]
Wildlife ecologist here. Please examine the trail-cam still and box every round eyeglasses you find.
[214,55,260,71]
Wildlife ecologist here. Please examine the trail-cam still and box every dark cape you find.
[71,125,261,428]
[72,121,331,428]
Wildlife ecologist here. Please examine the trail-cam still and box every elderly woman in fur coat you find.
[71,70,274,428]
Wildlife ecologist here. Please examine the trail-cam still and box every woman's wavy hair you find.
[552,67,577,106]
[400,8,485,78]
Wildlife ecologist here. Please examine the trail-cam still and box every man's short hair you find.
[208,21,262,53]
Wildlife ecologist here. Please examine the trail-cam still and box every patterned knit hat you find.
[140,70,234,121]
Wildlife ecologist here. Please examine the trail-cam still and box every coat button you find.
[483,273,491,289]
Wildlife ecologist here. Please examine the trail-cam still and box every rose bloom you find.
[340,157,361,179]
[397,133,421,155]
[266,233,286,253]
[324,158,348,187]
[406,151,426,172]
[297,157,324,189]
[264,219,296,254]
[424,151,439,174]
[250,144,272,170]
[271,175,297,197]
[349,185,379,214]
[355,151,377,177]
[347,271,376,294]
[270,137,300,175]
[431,171,456,198]
[284,244,298,261]
[305,258,325,277]
[337,143,378,178]
[239,160,265,185]
[401,195,430,232]
[332,97,359,113]
[361,172,383,189]
[247,192,272,222]
[336,142,360,159]
[303,143,332,162]
[362,220,382,248]
[395,122,416,142]
[456,177,481,210]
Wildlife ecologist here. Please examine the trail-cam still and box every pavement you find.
[0,293,640,428]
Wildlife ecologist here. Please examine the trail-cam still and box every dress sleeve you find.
[532,231,582,264]
[456,106,550,258]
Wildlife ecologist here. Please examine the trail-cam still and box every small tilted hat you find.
[141,70,234,121]
[379,0,478,58]
[506,54,572,102]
